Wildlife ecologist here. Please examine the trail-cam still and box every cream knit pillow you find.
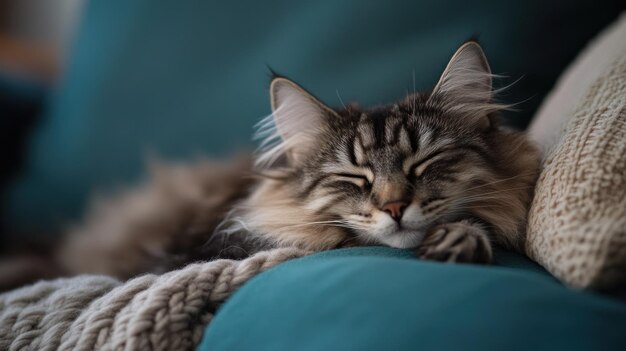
[526,14,626,290]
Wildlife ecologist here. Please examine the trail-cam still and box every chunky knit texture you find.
[0,248,308,351]
[526,52,626,290]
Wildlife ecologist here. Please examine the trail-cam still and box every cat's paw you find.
[416,221,492,264]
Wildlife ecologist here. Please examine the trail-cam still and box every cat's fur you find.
[6,42,540,284]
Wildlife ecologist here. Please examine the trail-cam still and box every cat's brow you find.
[402,147,469,175]
[418,128,433,150]
[352,136,366,166]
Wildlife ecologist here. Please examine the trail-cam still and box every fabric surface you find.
[0,248,307,351]
[5,0,623,235]
[526,13,626,290]
[201,247,626,351]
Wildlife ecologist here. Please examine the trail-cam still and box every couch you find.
[1,1,625,350]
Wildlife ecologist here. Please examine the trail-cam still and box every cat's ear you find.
[269,77,338,164]
[430,41,494,128]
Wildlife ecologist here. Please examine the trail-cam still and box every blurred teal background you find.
[1,0,623,238]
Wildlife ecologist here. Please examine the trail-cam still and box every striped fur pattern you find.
[226,42,540,263]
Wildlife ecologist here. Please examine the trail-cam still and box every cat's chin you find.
[377,229,427,249]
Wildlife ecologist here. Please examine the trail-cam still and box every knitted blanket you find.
[0,248,308,351]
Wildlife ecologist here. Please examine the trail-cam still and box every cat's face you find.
[251,42,535,250]
[294,106,496,248]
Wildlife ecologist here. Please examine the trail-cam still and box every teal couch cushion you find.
[200,248,626,350]
[4,0,622,234]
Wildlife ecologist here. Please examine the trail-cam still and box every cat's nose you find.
[381,201,408,222]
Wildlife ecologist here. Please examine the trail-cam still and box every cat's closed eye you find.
[407,152,451,178]
[330,173,371,188]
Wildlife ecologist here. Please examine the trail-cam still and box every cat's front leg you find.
[416,219,492,264]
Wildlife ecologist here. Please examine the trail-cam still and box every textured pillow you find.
[526,13,626,290]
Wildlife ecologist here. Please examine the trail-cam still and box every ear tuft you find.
[430,41,499,128]
[256,77,336,167]
[432,41,492,101]
[270,77,337,140]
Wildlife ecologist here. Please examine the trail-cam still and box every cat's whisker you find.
[336,89,347,109]
[218,245,251,258]
[271,220,347,230]
[464,186,534,198]
[338,219,370,229]
[450,204,505,211]
[462,173,537,192]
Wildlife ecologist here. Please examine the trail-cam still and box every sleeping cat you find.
[52,41,539,280]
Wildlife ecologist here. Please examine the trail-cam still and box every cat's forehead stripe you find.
[346,136,359,166]
[357,114,375,148]
[353,137,366,165]
[398,127,412,151]
[358,112,412,150]
[366,111,427,151]
[371,113,387,148]
[384,116,402,145]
